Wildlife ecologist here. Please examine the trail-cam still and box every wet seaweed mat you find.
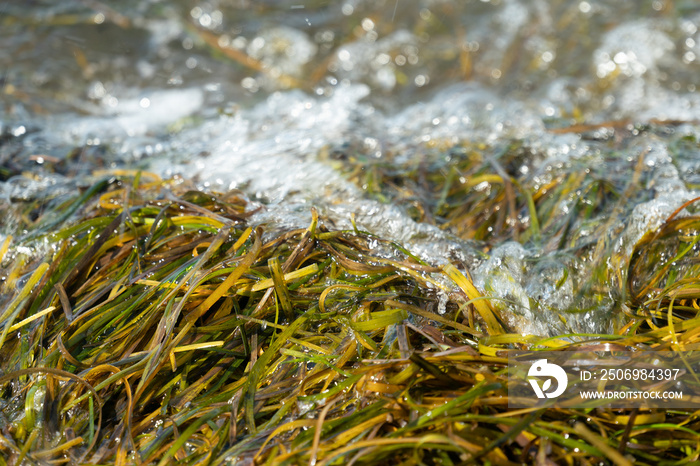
[327,125,700,335]
[1,173,700,465]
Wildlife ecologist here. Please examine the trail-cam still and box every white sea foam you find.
[57,88,204,142]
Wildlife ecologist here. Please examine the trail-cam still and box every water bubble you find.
[242,77,259,93]
[12,126,26,137]
[232,36,247,49]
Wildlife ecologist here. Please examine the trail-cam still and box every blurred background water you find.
[2,0,700,336]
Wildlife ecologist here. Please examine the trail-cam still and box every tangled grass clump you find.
[1,169,700,465]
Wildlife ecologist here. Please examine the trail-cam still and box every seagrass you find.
[1,166,699,465]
